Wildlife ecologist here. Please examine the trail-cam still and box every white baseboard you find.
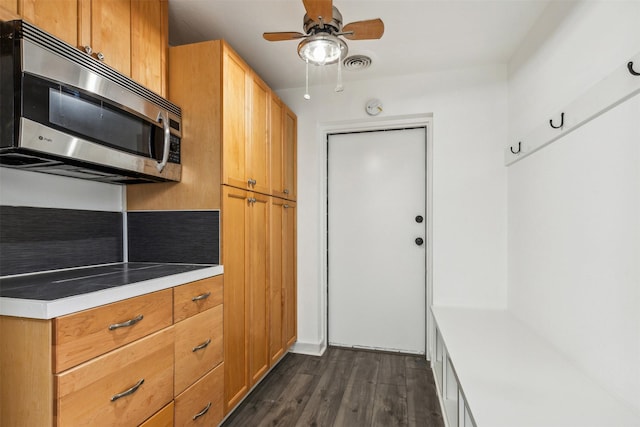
[290,340,327,356]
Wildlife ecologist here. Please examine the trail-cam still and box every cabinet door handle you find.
[248,178,257,186]
[192,338,211,352]
[284,204,290,209]
[191,292,211,302]
[283,189,289,194]
[83,45,92,55]
[96,52,105,61]
[110,379,144,402]
[108,314,143,331]
[193,402,211,420]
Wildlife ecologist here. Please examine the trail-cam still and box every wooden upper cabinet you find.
[270,94,297,201]
[283,105,297,200]
[130,0,167,95]
[222,43,272,194]
[222,46,250,190]
[80,0,131,77]
[18,0,79,46]
[248,75,271,195]
[14,0,167,96]
[270,95,285,199]
[0,0,18,15]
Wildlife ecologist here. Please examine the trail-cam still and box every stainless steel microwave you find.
[0,20,182,184]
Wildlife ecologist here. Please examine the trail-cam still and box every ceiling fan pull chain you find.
[335,49,344,92]
[304,58,311,100]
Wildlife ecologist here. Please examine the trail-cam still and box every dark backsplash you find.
[0,207,219,277]
[0,206,123,276]
[127,210,219,265]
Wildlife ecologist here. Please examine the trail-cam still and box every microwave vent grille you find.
[12,20,180,118]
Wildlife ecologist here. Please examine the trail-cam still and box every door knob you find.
[415,215,423,223]
[415,237,424,246]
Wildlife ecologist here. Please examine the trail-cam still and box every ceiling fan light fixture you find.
[297,34,347,65]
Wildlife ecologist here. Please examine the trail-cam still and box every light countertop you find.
[0,263,223,319]
[431,306,640,427]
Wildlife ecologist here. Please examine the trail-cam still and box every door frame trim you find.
[318,114,434,360]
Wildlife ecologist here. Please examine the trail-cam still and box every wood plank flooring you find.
[222,347,445,427]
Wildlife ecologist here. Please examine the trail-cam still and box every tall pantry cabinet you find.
[132,39,298,416]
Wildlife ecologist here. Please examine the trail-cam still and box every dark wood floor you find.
[222,347,445,427]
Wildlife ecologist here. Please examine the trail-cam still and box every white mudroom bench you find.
[431,306,640,427]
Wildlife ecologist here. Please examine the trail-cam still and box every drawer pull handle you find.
[110,378,144,402]
[193,401,211,420]
[191,292,211,302]
[192,338,211,352]
[108,314,143,331]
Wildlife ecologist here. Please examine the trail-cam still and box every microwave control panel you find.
[169,134,181,164]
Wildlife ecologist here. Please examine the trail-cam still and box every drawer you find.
[175,362,224,427]
[140,401,174,427]
[174,275,223,323]
[55,327,174,427]
[174,305,223,395]
[53,289,173,373]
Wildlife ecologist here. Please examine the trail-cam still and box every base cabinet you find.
[55,328,175,427]
[140,402,174,427]
[0,276,224,427]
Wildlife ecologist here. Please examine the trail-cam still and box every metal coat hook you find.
[628,61,640,76]
[510,142,522,155]
[550,112,564,129]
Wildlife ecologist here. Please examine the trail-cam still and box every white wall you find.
[277,64,509,352]
[0,168,123,211]
[507,0,640,413]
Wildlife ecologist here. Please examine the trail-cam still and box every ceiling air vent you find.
[343,55,372,71]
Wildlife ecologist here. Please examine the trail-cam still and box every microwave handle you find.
[156,111,170,172]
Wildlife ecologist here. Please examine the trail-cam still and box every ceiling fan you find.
[263,0,384,98]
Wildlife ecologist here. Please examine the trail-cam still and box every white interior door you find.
[328,127,426,354]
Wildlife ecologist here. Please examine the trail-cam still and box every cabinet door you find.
[130,0,167,95]
[19,0,79,47]
[83,0,131,76]
[0,0,18,15]
[247,75,270,195]
[222,47,250,189]
[283,106,297,200]
[247,192,270,385]
[270,95,286,199]
[283,201,297,348]
[269,197,285,364]
[222,186,249,412]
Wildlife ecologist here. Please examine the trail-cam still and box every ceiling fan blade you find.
[302,0,333,22]
[342,18,385,40]
[263,31,307,42]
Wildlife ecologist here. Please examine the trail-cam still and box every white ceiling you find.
[168,0,552,91]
